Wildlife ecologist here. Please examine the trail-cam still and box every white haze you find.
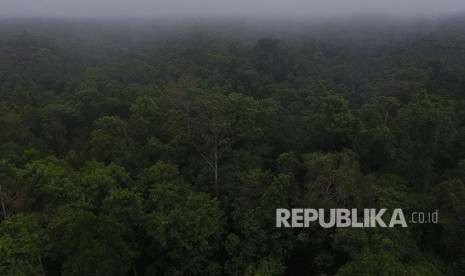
[1,0,465,19]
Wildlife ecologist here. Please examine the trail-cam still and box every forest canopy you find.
[0,18,465,275]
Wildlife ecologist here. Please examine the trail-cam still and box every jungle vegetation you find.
[0,18,465,275]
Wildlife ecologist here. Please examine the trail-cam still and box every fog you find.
[2,0,465,19]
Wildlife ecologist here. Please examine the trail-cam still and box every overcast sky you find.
[1,0,465,18]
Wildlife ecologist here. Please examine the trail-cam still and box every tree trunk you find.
[0,184,6,220]
[214,138,219,197]
[38,254,46,276]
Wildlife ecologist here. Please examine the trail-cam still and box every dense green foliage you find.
[1,19,465,275]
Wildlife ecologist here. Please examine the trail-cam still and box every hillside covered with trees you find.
[0,18,465,275]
